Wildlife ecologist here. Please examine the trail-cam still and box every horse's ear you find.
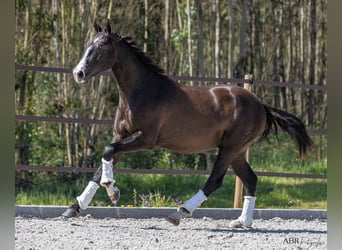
[106,19,113,34]
[93,18,102,33]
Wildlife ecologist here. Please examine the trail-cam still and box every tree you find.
[196,0,204,85]
[186,0,193,85]
[15,0,327,179]
[214,0,221,79]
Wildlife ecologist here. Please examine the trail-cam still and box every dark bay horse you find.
[63,19,312,228]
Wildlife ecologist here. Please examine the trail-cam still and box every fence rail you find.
[15,65,327,181]
[15,65,327,91]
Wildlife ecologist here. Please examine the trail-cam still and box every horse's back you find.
[156,84,266,153]
[179,84,265,122]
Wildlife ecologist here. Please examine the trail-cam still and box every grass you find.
[15,173,327,209]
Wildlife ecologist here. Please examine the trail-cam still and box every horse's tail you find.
[260,104,313,158]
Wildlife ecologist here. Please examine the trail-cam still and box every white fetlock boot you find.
[229,196,256,228]
[167,190,207,226]
[76,181,100,210]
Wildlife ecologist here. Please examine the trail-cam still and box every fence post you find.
[233,74,253,208]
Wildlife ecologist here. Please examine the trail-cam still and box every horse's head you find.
[73,19,121,84]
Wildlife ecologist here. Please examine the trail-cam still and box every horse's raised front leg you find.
[102,131,154,160]
[63,131,152,218]
[62,152,122,218]
[98,155,122,205]
[166,147,232,226]
[228,151,257,228]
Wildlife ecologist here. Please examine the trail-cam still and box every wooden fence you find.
[15,66,327,181]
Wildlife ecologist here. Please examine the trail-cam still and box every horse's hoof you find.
[166,208,191,226]
[166,210,183,226]
[229,218,253,228]
[229,218,243,228]
[106,184,120,204]
[62,205,80,218]
[165,215,180,226]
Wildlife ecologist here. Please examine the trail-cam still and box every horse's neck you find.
[111,43,177,103]
[111,49,151,95]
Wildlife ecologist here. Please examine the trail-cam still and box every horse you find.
[62,19,312,228]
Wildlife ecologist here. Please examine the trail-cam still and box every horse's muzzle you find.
[73,68,87,84]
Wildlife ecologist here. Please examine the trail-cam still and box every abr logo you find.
[283,237,301,244]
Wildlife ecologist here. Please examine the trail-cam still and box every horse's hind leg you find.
[166,147,232,225]
[229,151,258,228]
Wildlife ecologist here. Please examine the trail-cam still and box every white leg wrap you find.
[76,181,99,210]
[238,196,256,227]
[181,189,207,215]
[100,158,114,186]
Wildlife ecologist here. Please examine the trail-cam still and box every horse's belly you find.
[159,142,216,154]
[156,128,222,154]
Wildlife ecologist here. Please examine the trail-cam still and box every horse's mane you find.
[121,36,167,77]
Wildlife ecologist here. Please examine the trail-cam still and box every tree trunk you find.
[228,0,235,77]
[272,8,279,108]
[239,0,247,64]
[144,0,148,52]
[278,5,287,110]
[196,0,204,86]
[163,0,170,71]
[186,0,193,85]
[308,0,317,124]
[107,0,113,19]
[214,0,220,79]
[235,0,247,79]
[176,0,184,76]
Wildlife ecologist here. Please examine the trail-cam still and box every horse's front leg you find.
[62,152,121,218]
[102,131,149,161]
[63,131,151,218]
[62,152,122,218]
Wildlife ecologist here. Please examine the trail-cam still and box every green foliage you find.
[15,173,327,209]
[132,189,182,207]
[256,177,327,209]
[117,149,170,169]
[249,133,327,175]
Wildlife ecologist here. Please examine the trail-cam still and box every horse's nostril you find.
[77,70,85,79]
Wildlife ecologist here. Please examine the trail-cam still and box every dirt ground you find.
[15,215,327,250]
